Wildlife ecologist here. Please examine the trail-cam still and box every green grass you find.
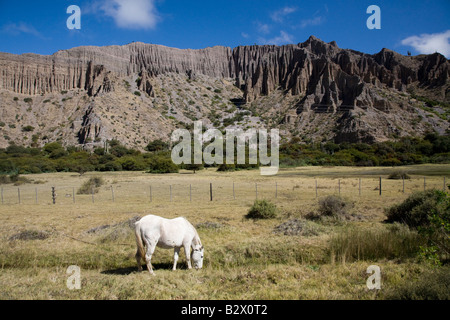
[0,168,449,300]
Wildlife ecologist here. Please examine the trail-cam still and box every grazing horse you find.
[135,215,204,275]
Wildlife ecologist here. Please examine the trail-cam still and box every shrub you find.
[388,170,411,180]
[386,190,449,265]
[385,190,448,229]
[246,199,277,220]
[77,176,105,194]
[23,98,32,103]
[134,91,141,96]
[316,195,354,220]
[147,157,179,174]
[217,164,236,172]
[385,267,450,300]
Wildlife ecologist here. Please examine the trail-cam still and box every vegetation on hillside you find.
[0,133,449,175]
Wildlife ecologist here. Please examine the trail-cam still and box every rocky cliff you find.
[0,36,448,148]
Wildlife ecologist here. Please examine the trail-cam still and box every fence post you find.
[255,183,258,200]
[359,178,361,196]
[170,185,172,202]
[210,183,213,202]
[379,177,382,196]
[18,188,20,204]
[338,179,341,195]
[91,187,94,203]
[315,180,318,199]
[150,186,152,203]
[111,186,115,202]
[52,187,56,205]
[275,182,278,199]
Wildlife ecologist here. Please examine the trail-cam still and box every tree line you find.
[0,133,449,175]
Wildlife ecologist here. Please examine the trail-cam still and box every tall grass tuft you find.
[328,224,424,263]
[77,176,105,194]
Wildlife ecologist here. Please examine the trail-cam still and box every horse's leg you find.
[173,247,181,271]
[184,243,192,269]
[144,240,157,275]
[135,249,143,272]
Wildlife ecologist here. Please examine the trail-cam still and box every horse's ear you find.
[201,246,204,250]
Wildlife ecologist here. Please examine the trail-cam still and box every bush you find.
[21,125,35,132]
[77,176,105,194]
[388,170,411,180]
[385,190,448,229]
[385,267,450,300]
[316,195,354,220]
[147,157,179,174]
[386,190,449,265]
[246,199,277,220]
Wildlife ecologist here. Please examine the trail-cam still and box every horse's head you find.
[191,246,204,269]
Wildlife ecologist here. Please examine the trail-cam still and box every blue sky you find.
[0,0,449,57]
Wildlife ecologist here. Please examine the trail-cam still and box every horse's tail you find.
[134,221,146,258]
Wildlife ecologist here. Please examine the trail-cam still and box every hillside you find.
[0,36,449,150]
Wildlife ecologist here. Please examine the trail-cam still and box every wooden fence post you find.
[379,177,382,196]
[275,182,278,199]
[52,187,56,205]
[210,183,213,202]
[111,186,115,202]
[150,186,152,203]
[18,188,20,204]
[35,188,38,204]
[338,179,341,195]
[170,185,172,202]
[255,183,258,200]
[359,178,361,196]
[91,187,94,203]
[315,180,318,199]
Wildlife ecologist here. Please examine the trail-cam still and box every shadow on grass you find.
[101,262,188,275]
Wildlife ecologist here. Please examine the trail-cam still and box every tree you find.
[146,139,169,152]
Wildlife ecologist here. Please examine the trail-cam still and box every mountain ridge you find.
[0,36,448,149]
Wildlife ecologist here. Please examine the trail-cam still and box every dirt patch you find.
[9,230,50,241]
[273,219,322,237]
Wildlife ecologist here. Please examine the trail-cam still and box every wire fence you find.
[0,176,447,206]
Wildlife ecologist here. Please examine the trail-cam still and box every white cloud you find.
[241,32,249,39]
[259,31,294,46]
[299,16,324,29]
[270,7,297,23]
[401,30,450,58]
[100,0,159,30]
[256,22,270,34]
[1,22,42,37]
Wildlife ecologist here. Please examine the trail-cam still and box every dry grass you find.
[0,165,449,300]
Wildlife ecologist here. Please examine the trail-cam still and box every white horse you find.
[135,215,204,275]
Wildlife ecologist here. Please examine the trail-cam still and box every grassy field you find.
[0,164,449,300]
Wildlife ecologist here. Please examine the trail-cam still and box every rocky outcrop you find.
[0,37,449,147]
[1,37,448,104]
